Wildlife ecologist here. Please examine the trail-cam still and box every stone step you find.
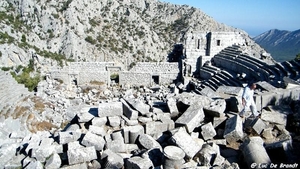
[281,61,298,78]
[274,63,289,77]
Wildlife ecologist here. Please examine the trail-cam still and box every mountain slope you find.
[253,29,300,62]
[0,0,264,70]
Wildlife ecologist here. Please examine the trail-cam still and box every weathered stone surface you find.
[216,86,243,96]
[31,146,57,162]
[163,146,185,169]
[197,144,218,166]
[240,137,271,168]
[68,141,83,150]
[98,102,123,117]
[175,102,205,133]
[167,97,179,118]
[145,121,169,137]
[201,122,217,141]
[77,107,95,123]
[88,125,106,136]
[101,149,124,168]
[92,117,107,127]
[67,146,97,165]
[108,116,121,127]
[44,153,61,169]
[261,108,287,125]
[125,156,154,169]
[171,127,202,158]
[138,134,162,150]
[125,98,150,115]
[123,125,144,144]
[223,115,244,145]
[81,132,105,151]
[59,131,81,145]
[250,118,266,135]
[203,99,226,117]
[24,160,43,169]
[121,98,139,120]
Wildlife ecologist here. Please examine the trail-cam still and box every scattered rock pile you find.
[1,81,300,168]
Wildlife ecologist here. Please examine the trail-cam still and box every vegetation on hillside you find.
[10,59,41,92]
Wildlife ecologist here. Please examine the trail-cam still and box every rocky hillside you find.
[253,29,300,62]
[0,0,256,71]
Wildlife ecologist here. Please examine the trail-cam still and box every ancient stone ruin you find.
[1,31,300,168]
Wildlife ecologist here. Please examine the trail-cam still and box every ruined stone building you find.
[49,62,121,86]
[183,31,249,76]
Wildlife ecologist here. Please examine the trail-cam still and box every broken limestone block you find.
[121,115,139,126]
[256,81,277,92]
[145,121,169,138]
[262,128,275,140]
[175,102,205,133]
[68,141,83,150]
[240,137,271,168]
[196,144,217,166]
[67,146,97,165]
[92,117,107,127]
[250,118,266,135]
[223,115,244,145]
[60,163,88,169]
[121,98,139,120]
[125,98,150,115]
[163,146,185,169]
[123,125,144,144]
[81,131,105,151]
[106,139,126,153]
[31,146,57,162]
[89,125,106,136]
[24,160,43,169]
[261,108,287,125]
[98,102,123,117]
[203,99,226,117]
[44,153,61,169]
[63,124,80,132]
[201,122,217,141]
[106,131,126,153]
[108,116,121,127]
[59,131,81,144]
[101,149,124,169]
[167,97,179,118]
[138,134,162,150]
[171,127,202,158]
[213,116,227,128]
[77,107,95,123]
[216,86,243,96]
[125,156,154,169]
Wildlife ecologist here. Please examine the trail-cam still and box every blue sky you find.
[161,0,300,37]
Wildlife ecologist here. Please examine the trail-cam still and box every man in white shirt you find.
[239,83,259,118]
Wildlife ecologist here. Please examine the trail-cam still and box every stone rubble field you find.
[0,77,300,169]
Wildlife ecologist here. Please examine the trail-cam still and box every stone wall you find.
[184,31,247,75]
[50,62,116,85]
[119,62,179,86]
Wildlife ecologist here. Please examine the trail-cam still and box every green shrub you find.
[0,31,14,44]
[11,60,41,92]
[85,36,96,44]
[21,34,26,43]
[1,67,13,71]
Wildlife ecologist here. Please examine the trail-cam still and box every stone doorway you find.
[152,75,159,85]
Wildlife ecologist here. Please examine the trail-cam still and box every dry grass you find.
[32,97,45,113]
[35,121,56,131]
[90,80,105,85]
[13,106,30,119]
